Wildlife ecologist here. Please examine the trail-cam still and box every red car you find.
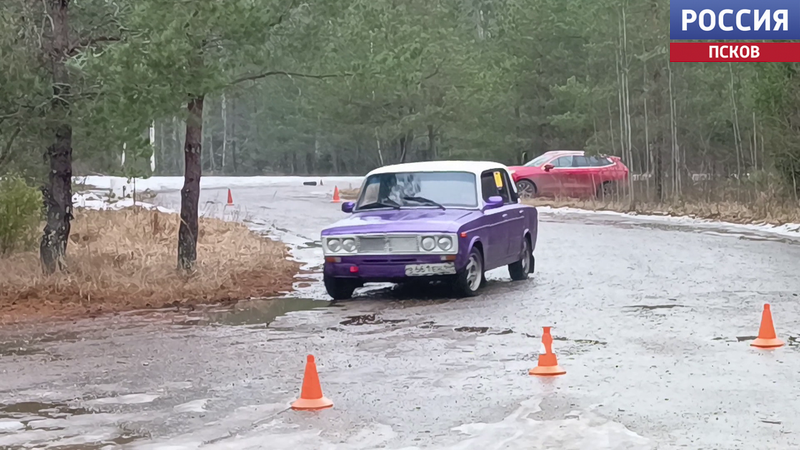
[508,150,629,199]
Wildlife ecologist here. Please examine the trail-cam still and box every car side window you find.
[572,156,591,167]
[480,170,511,204]
[503,171,518,203]
[551,156,573,167]
[588,156,611,166]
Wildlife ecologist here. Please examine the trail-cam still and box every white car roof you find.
[367,160,509,178]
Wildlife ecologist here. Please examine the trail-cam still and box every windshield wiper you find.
[358,200,401,210]
[402,196,446,210]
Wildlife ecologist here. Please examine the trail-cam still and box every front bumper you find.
[324,254,463,282]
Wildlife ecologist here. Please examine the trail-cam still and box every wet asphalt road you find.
[1,179,800,449]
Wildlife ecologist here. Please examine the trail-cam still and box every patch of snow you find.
[72,191,175,214]
[437,398,651,450]
[0,412,140,448]
[173,399,209,413]
[128,398,649,450]
[0,420,24,433]
[84,393,159,406]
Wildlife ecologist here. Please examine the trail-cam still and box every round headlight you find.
[342,238,356,252]
[437,236,452,251]
[421,236,436,251]
[328,238,342,252]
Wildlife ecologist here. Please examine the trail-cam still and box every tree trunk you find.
[398,135,407,163]
[652,67,664,202]
[427,124,436,160]
[178,95,204,270]
[331,146,340,174]
[149,121,156,173]
[221,93,227,171]
[40,0,74,275]
[203,99,214,173]
[399,130,414,163]
[231,96,237,174]
[375,129,384,165]
[305,150,316,175]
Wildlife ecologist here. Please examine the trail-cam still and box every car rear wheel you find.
[324,274,358,300]
[508,236,533,281]
[453,247,484,297]
[597,181,616,199]
[516,180,537,199]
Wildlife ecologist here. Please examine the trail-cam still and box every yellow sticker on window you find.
[493,171,503,188]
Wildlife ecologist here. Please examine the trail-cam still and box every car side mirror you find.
[484,196,503,210]
[543,164,554,172]
[341,202,355,213]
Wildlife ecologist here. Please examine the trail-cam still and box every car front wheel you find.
[453,247,484,297]
[516,180,536,199]
[508,237,533,281]
[324,274,358,300]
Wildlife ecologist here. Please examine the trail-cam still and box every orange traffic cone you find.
[751,303,784,348]
[291,355,334,411]
[226,188,234,206]
[529,326,566,376]
[331,186,341,203]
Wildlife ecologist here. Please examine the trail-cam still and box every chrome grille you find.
[358,237,387,253]
[388,236,418,252]
[356,235,419,254]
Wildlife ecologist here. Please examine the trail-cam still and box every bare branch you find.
[230,71,349,86]
[68,35,121,55]
[423,66,440,81]
[0,127,22,168]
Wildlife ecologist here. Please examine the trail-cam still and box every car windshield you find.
[356,171,478,210]
[524,154,553,167]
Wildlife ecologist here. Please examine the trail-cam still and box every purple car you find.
[321,161,538,299]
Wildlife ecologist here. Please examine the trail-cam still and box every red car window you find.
[551,156,573,167]
[572,156,591,167]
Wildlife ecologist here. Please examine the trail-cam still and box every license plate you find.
[404,263,456,277]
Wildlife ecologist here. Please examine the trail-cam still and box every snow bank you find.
[537,205,800,240]
[74,175,364,198]
[72,191,175,214]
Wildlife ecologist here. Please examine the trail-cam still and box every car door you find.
[548,155,578,196]
[479,170,517,268]
[500,169,524,261]
[569,155,597,196]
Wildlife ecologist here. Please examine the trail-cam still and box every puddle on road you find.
[454,326,514,335]
[454,326,490,333]
[0,331,81,357]
[0,401,93,420]
[0,344,46,357]
[624,304,686,310]
[339,314,406,326]
[526,334,606,346]
[173,298,331,327]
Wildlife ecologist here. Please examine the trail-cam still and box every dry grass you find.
[339,188,360,200]
[0,208,300,324]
